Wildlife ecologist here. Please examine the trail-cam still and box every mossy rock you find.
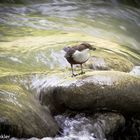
[38,71,140,115]
[0,83,58,138]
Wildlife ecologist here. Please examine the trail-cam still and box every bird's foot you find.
[71,73,78,77]
[71,72,85,77]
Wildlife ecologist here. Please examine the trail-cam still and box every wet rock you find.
[91,113,125,139]
[86,53,134,72]
[0,83,59,138]
[39,71,140,115]
[114,117,140,140]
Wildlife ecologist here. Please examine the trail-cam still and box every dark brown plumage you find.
[63,42,96,76]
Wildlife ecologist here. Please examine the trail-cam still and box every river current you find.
[0,0,140,140]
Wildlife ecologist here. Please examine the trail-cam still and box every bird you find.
[63,42,96,77]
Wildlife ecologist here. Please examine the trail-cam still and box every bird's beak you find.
[91,46,96,51]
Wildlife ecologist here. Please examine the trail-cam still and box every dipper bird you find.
[63,43,96,76]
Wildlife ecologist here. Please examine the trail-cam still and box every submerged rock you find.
[38,71,140,115]
[0,83,59,138]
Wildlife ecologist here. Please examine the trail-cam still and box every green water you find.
[0,0,140,77]
[0,0,140,139]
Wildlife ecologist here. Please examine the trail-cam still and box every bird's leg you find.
[71,64,77,77]
[80,64,85,75]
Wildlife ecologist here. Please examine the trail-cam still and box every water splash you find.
[130,66,140,76]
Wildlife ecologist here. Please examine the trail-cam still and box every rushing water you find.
[0,0,140,75]
[1,1,140,47]
[0,0,140,140]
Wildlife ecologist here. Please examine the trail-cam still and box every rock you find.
[90,113,125,139]
[85,52,134,72]
[39,71,140,115]
[115,117,140,140]
[0,83,59,138]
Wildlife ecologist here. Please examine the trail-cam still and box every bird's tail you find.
[63,46,70,52]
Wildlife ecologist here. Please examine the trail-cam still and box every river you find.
[0,0,140,140]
